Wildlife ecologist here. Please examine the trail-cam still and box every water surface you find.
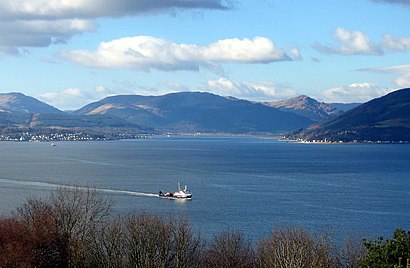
[0,136,409,241]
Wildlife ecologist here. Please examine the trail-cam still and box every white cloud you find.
[206,77,297,101]
[315,28,410,56]
[60,36,292,71]
[0,0,231,19]
[95,85,117,96]
[382,34,410,52]
[0,0,232,54]
[288,47,302,60]
[395,73,410,87]
[38,86,118,110]
[39,88,85,110]
[320,82,394,103]
[314,28,383,56]
[0,19,95,48]
[358,64,410,88]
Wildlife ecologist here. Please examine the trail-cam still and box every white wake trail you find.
[0,178,158,198]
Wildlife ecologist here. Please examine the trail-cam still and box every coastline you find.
[283,138,410,145]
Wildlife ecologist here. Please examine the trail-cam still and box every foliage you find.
[360,228,410,268]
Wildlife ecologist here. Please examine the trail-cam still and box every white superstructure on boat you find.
[159,182,192,199]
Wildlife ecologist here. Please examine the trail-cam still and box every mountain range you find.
[1,91,316,134]
[1,89,408,141]
[73,92,313,133]
[287,88,410,142]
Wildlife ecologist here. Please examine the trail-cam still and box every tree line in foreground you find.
[0,187,408,268]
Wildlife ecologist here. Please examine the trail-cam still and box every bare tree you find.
[0,217,35,267]
[2,188,375,268]
[340,235,366,268]
[203,230,255,268]
[257,227,312,268]
[124,213,173,268]
[170,217,204,268]
[257,227,339,268]
[17,198,67,267]
[311,229,340,268]
[87,217,126,268]
[49,186,112,267]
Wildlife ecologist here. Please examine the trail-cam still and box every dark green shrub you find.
[360,228,410,268]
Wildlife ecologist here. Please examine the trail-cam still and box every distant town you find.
[286,137,409,144]
[0,130,150,142]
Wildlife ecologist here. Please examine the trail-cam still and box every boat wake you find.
[97,188,158,198]
[0,178,58,189]
[0,178,158,198]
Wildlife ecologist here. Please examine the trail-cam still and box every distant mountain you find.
[74,92,314,133]
[0,111,146,129]
[0,92,148,131]
[287,88,410,142]
[27,113,144,129]
[0,92,64,115]
[329,102,361,112]
[0,111,28,126]
[264,95,343,122]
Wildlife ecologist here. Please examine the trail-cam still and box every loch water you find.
[0,136,409,242]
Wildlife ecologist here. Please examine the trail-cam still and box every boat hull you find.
[159,183,192,199]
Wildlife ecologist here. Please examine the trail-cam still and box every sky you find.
[1,0,410,110]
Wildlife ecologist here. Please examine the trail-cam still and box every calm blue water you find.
[0,136,409,242]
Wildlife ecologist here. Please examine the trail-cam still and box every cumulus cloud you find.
[205,77,297,101]
[314,28,410,56]
[39,88,86,110]
[314,28,383,56]
[359,64,410,88]
[38,86,118,110]
[320,82,394,103]
[95,85,117,96]
[60,36,292,71]
[288,47,302,60]
[382,35,410,52]
[0,0,232,54]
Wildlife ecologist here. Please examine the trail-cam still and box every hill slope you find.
[287,88,410,142]
[0,92,64,115]
[0,92,147,131]
[329,102,361,112]
[264,95,343,122]
[75,92,314,133]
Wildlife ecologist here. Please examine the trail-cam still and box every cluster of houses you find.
[0,131,150,142]
[0,132,101,142]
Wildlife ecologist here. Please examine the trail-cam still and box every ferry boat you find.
[159,183,192,199]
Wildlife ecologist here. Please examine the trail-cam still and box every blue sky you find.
[1,0,410,110]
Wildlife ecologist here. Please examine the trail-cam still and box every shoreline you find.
[283,138,410,145]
